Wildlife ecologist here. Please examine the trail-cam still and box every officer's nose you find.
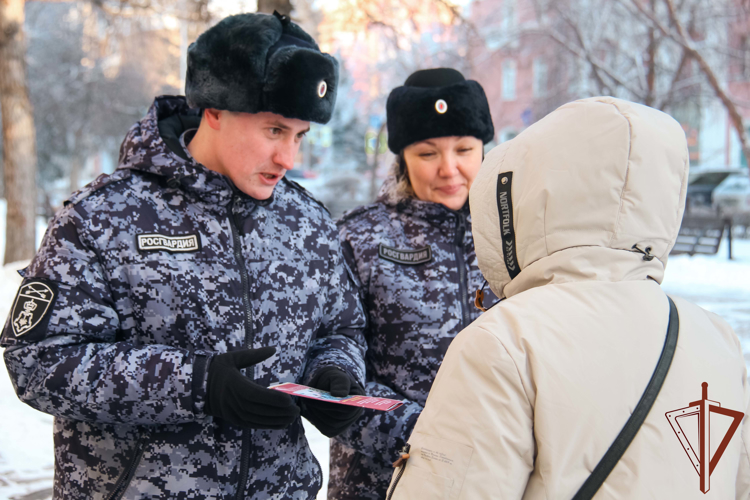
[273,142,296,171]
[437,152,460,178]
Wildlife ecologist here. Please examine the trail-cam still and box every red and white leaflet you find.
[269,383,404,412]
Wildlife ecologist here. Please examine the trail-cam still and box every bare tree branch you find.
[662,0,750,172]
[657,48,689,110]
[555,8,611,95]
[624,0,749,171]
[542,22,645,99]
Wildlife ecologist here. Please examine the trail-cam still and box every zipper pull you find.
[387,443,412,500]
[392,444,411,468]
[474,280,489,312]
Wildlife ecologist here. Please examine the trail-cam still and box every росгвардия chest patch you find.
[378,244,432,265]
[137,233,201,253]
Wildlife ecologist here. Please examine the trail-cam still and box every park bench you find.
[670,215,733,258]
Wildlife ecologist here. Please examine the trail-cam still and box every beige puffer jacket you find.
[388,97,750,499]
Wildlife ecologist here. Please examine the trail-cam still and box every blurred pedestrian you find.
[387,97,750,499]
[329,68,496,499]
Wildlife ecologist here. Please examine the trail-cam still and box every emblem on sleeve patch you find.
[378,244,432,265]
[12,280,57,338]
[137,233,200,253]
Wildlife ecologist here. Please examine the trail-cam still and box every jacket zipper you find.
[107,434,147,500]
[342,451,361,484]
[229,194,255,500]
[386,444,411,500]
[454,213,470,328]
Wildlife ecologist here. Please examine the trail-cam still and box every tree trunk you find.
[69,154,82,196]
[369,122,387,202]
[257,0,293,16]
[0,0,37,264]
[645,0,656,107]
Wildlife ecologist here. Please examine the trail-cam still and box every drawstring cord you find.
[631,244,655,261]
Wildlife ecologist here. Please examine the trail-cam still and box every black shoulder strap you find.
[572,296,679,500]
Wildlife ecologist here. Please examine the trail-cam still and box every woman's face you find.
[403,136,483,210]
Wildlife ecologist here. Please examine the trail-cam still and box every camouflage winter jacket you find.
[328,181,497,499]
[1,96,367,500]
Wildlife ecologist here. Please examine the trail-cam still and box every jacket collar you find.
[377,175,469,222]
[502,246,665,298]
[117,95,272,206]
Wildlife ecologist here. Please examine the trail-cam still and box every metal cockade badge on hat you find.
[318,80,327,98]
[435,99,448,114]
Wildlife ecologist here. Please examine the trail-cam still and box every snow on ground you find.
[0,229,747,499]
[662,239,750,367]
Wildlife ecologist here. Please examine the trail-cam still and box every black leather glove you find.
[205,347,300,429]
[302,366,364,438]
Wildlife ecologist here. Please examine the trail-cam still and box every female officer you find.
[328,68,496,499]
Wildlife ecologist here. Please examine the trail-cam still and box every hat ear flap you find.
[263,47,339,123]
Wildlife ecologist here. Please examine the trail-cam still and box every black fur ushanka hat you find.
[386,68,494,153]
[185,11,338,124]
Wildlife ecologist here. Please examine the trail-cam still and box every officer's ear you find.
[203,108,223,131]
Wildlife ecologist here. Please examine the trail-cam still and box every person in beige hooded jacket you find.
[387,96,750,499]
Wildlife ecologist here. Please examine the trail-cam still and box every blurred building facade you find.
[8,0,750,220]
[470,0,750,170]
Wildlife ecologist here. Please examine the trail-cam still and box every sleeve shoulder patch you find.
[8,278,58,341]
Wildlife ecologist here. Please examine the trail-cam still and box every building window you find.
[502,60,517,101]
[533,58,547,98]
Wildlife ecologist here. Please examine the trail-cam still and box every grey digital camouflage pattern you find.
[330,183,497,499]
[1,96,367,500]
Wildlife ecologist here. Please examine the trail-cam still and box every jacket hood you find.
[470,96,689,299]
[117,96,236,204]
[377,173,408,206]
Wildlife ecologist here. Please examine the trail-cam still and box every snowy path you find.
[0,240,748,499]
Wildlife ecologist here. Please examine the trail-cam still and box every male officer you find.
[2,12,365,500]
